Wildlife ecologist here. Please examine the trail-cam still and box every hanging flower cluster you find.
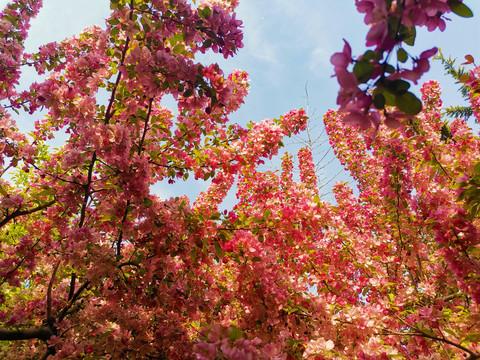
[331,0,473,129]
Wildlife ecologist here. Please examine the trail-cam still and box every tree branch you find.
[390,315,480,359]
[78,152,96,228]
[0,200,55,229]
[47,260,62,321]
[0,326,54,341]
[57,281,90,322]
[68,273,76,301]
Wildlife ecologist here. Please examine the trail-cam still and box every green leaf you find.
[361,50,378,61]
[183,88,194,97]
[353,60,374,83]
[384,79,410,95]
[444,328,457,336]
[474,162,480,175]
[373,93,386,109]
[199,6,211,19]
[415,321,424,330]
[218,230,230,242]
[458,189,467,202]
[110,26,120,38]
[448,0,474,17]
[203,39,213,48]
[383,90,397,107]
[172,44,185,55]
[464,189,480,204]
[232,254,241,264]
[404,27,416,46]
[211,212,221,220]
[190,248,198,262]
[464,332,480,342]
[396,92,422,115]
[397,48,408,63]
[214,241,223,259]
[143,198,153,208]
[228,326,244,341]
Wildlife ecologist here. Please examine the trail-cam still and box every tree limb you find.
[0,200,55,229]
[0,325,54,341]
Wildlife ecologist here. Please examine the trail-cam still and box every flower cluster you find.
[461,56,480,119]
[200,0,239,13]
[324,80,480,357]
[331,0,472,129]
[0,0,43,99]
[194,325,283,360]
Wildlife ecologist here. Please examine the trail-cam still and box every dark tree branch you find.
[78,152,96,228]
[138,97,154,156]
[47,260,62,320]
[0,200,55,229]
[57,281,90,322]
[68,273,76,301]
[0,325,54,341]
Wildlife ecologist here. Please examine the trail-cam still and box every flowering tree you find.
[0,0,305,357]
[193,79,480,359]
[0,0,479,359]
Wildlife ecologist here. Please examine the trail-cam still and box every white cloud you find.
[309,46,334,78]
[236,2,279,64]
[238,0,335,79]
[11,0,110,53]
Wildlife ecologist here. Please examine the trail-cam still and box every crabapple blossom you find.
[332,0,473,129]
[0,0,479,359]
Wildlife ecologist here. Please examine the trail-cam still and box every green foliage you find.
[434,50,470,99]
[457,162,480,218]
[353,59,374,83]
[396,91,423,115]
[444,105,473,119]
[440,122,454,143]
[448,0,474,18]
[397,48,408,63]
[374,78,423,114]
[434,49,474,120]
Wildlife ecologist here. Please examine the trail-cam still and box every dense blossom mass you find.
[0,0,479,359]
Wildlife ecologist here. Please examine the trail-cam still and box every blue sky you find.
[2,0,480,206]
